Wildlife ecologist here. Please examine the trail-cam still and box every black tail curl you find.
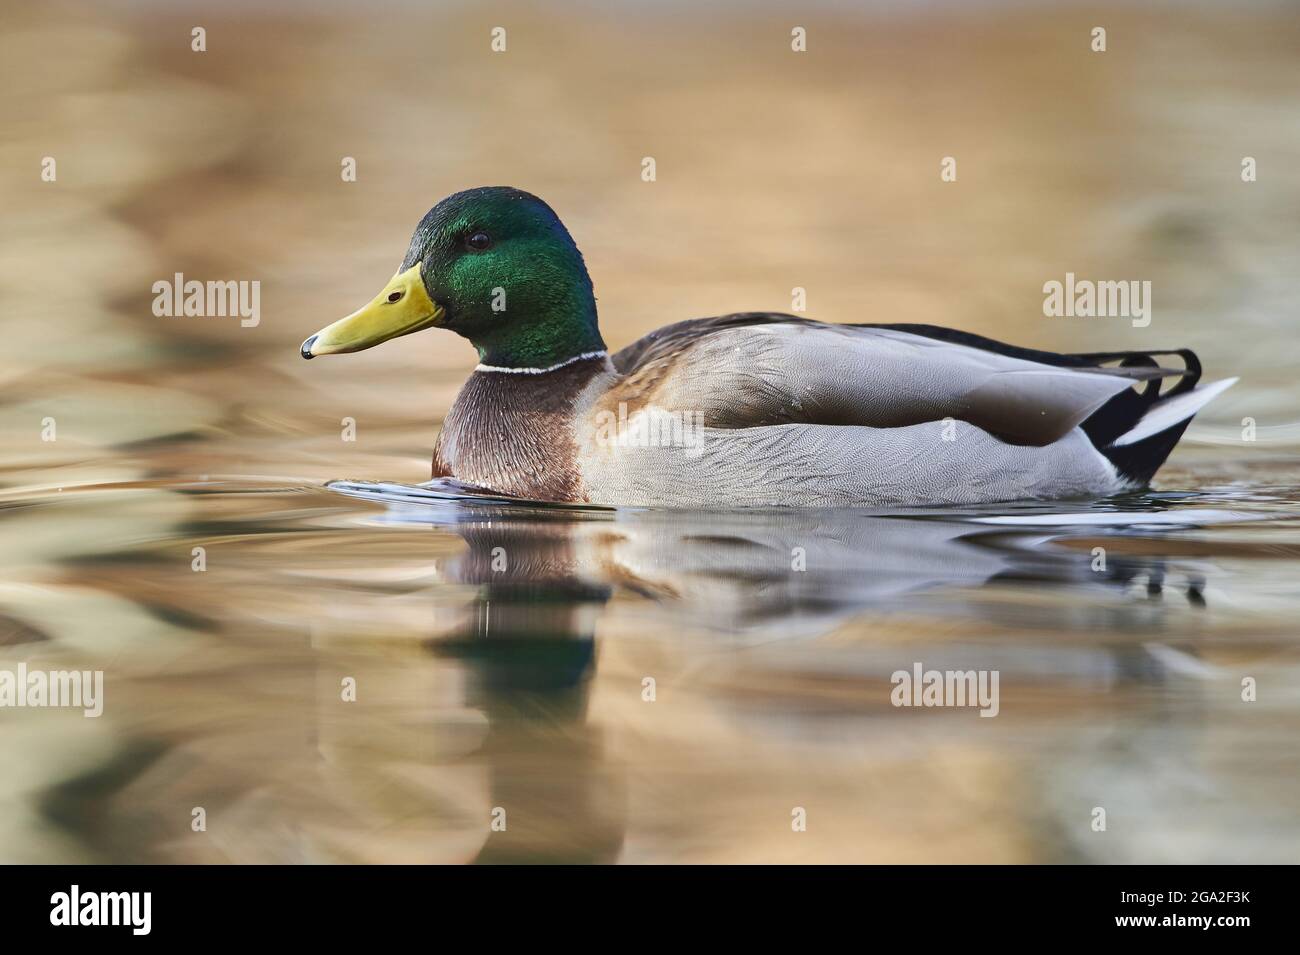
[1074,349,1203,485]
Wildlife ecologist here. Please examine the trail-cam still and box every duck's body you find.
[434,313,1229,507]
[304,188,1234,508]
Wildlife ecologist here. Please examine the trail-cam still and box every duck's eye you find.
[466,231,492,252]
[386,291,404,303]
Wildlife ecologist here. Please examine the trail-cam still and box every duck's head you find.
[301,186,604,369]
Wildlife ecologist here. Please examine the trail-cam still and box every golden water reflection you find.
[3,478,1298,863]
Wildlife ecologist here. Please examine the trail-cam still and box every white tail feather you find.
[1111,377,1238,447]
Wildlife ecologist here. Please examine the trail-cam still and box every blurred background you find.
[1,0,1298,863]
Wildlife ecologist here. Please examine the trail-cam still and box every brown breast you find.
[432,355,610,503]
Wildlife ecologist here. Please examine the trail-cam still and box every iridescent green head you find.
[302,187,604,369]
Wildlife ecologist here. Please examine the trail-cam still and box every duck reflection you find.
[430,518,623,864]
[370,486,1208,640]
[385,485,1214,863]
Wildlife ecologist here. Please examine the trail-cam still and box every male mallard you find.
[302,186,1234,507]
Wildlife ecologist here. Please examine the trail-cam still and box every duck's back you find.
[569,314,1225,507]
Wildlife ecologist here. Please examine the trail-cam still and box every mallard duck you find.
[302,186,1235,508]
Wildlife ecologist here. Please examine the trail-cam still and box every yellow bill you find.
[301,263,444,358]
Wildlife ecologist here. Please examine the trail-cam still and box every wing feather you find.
[609,315,1192,446]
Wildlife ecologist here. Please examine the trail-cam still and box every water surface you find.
[3,468,1298,863]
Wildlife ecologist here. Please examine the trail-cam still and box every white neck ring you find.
[474,350,609,375]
